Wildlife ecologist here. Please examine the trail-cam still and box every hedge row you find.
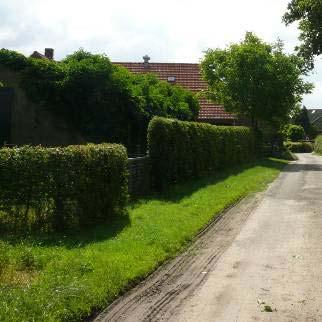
[315,135,322,154]
[148,117,255,189]
[284,141,313,153]
[0,144,128,232]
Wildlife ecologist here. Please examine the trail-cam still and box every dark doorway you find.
[0,87,13,146]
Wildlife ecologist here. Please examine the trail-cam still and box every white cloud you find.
[0,0,320,106]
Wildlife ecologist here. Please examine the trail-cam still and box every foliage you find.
[284,141,313,153]
[292,105,318,138]
[0,158,286,322]
[283,124,305,141]
[314,135,322,154]
[0,48,28,71]
[0,49,199,152]
[148,117,255,190]
[279,146,298,160]
[0,144,128,232]
[283,0,322,68]
[201,32,313,128]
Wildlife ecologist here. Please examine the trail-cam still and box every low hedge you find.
[314,135,322,154]
[284,141,313,153]
[148,117,255,189]
[0,144,128,232]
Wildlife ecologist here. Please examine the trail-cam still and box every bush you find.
[148,117,255,190]
[0,49,199,152]
[0,144,128,232]
[284,124,305,142]
[285,141,313,153]
[314,135,322,154]
[279,147,298,161]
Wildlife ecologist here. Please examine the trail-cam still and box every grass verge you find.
[0,158,287,321]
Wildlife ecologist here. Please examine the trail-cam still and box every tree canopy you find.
[201,32,313,128]
[0,49,199,152]
[291,105,318,138]
[283,0,322,68]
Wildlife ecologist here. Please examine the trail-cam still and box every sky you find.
[0,0,321,107]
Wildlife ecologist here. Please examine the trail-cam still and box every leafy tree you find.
[0,49,199,152]
[292,105,310,132]
[292,105,318,138]
[201,32,313,129]
[283,0,322,68]
[283,124,305,141]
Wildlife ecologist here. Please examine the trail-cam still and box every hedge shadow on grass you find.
[1,159,286,249]
[132,158,287,205]
[0,213,130,249]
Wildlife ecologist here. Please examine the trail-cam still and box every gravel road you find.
[94,153,322,322]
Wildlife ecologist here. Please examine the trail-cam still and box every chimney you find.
[45,48,54,60]
[143,54,150,68]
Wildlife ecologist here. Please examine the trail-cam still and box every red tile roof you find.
[114,62,236,121]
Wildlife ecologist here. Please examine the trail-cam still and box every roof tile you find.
[114,62,236,121]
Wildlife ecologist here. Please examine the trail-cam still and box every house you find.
[114,55,238,125]
[307,109,322,133]
[30,48,54,60]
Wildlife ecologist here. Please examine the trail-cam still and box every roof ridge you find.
[113,62,200,66]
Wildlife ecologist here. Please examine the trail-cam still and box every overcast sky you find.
[0,0,321,107]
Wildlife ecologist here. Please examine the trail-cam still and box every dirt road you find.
[94,154,322,322]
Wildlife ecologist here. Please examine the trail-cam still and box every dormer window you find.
[167,76,176,83]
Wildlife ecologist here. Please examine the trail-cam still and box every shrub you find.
[279,147,298,161]
[0,242,9,275]
[284,124,305,142]
[314,135,322,154]
[0,49,199,152]
[285,141,313,153]
[0,144,128,232]
[148,117,255,190]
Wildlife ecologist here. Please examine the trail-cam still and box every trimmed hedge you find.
[148,117,255,189]
[0,144,128,232]
[314,135,322,154]
[285,141,313,153]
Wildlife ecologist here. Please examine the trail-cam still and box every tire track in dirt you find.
[93,194,262,322]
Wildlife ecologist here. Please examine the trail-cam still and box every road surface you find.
[94,153,322,322]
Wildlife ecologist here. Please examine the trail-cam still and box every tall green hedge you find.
[148,117,255,189]
[0,144,128,232]
[314,135,322,154]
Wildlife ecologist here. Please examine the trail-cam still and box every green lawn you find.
[0,158,287,322]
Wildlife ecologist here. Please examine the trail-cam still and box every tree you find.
[0,49,199,152]
[292,105,318,138]
[283,124,305,141]
[283,0,322,68]
[292,105,310,131]
[201,32,313,129]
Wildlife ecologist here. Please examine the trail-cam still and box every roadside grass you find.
[0,158,287,322]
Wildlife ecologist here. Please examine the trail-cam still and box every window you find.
[167,76,176,83]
